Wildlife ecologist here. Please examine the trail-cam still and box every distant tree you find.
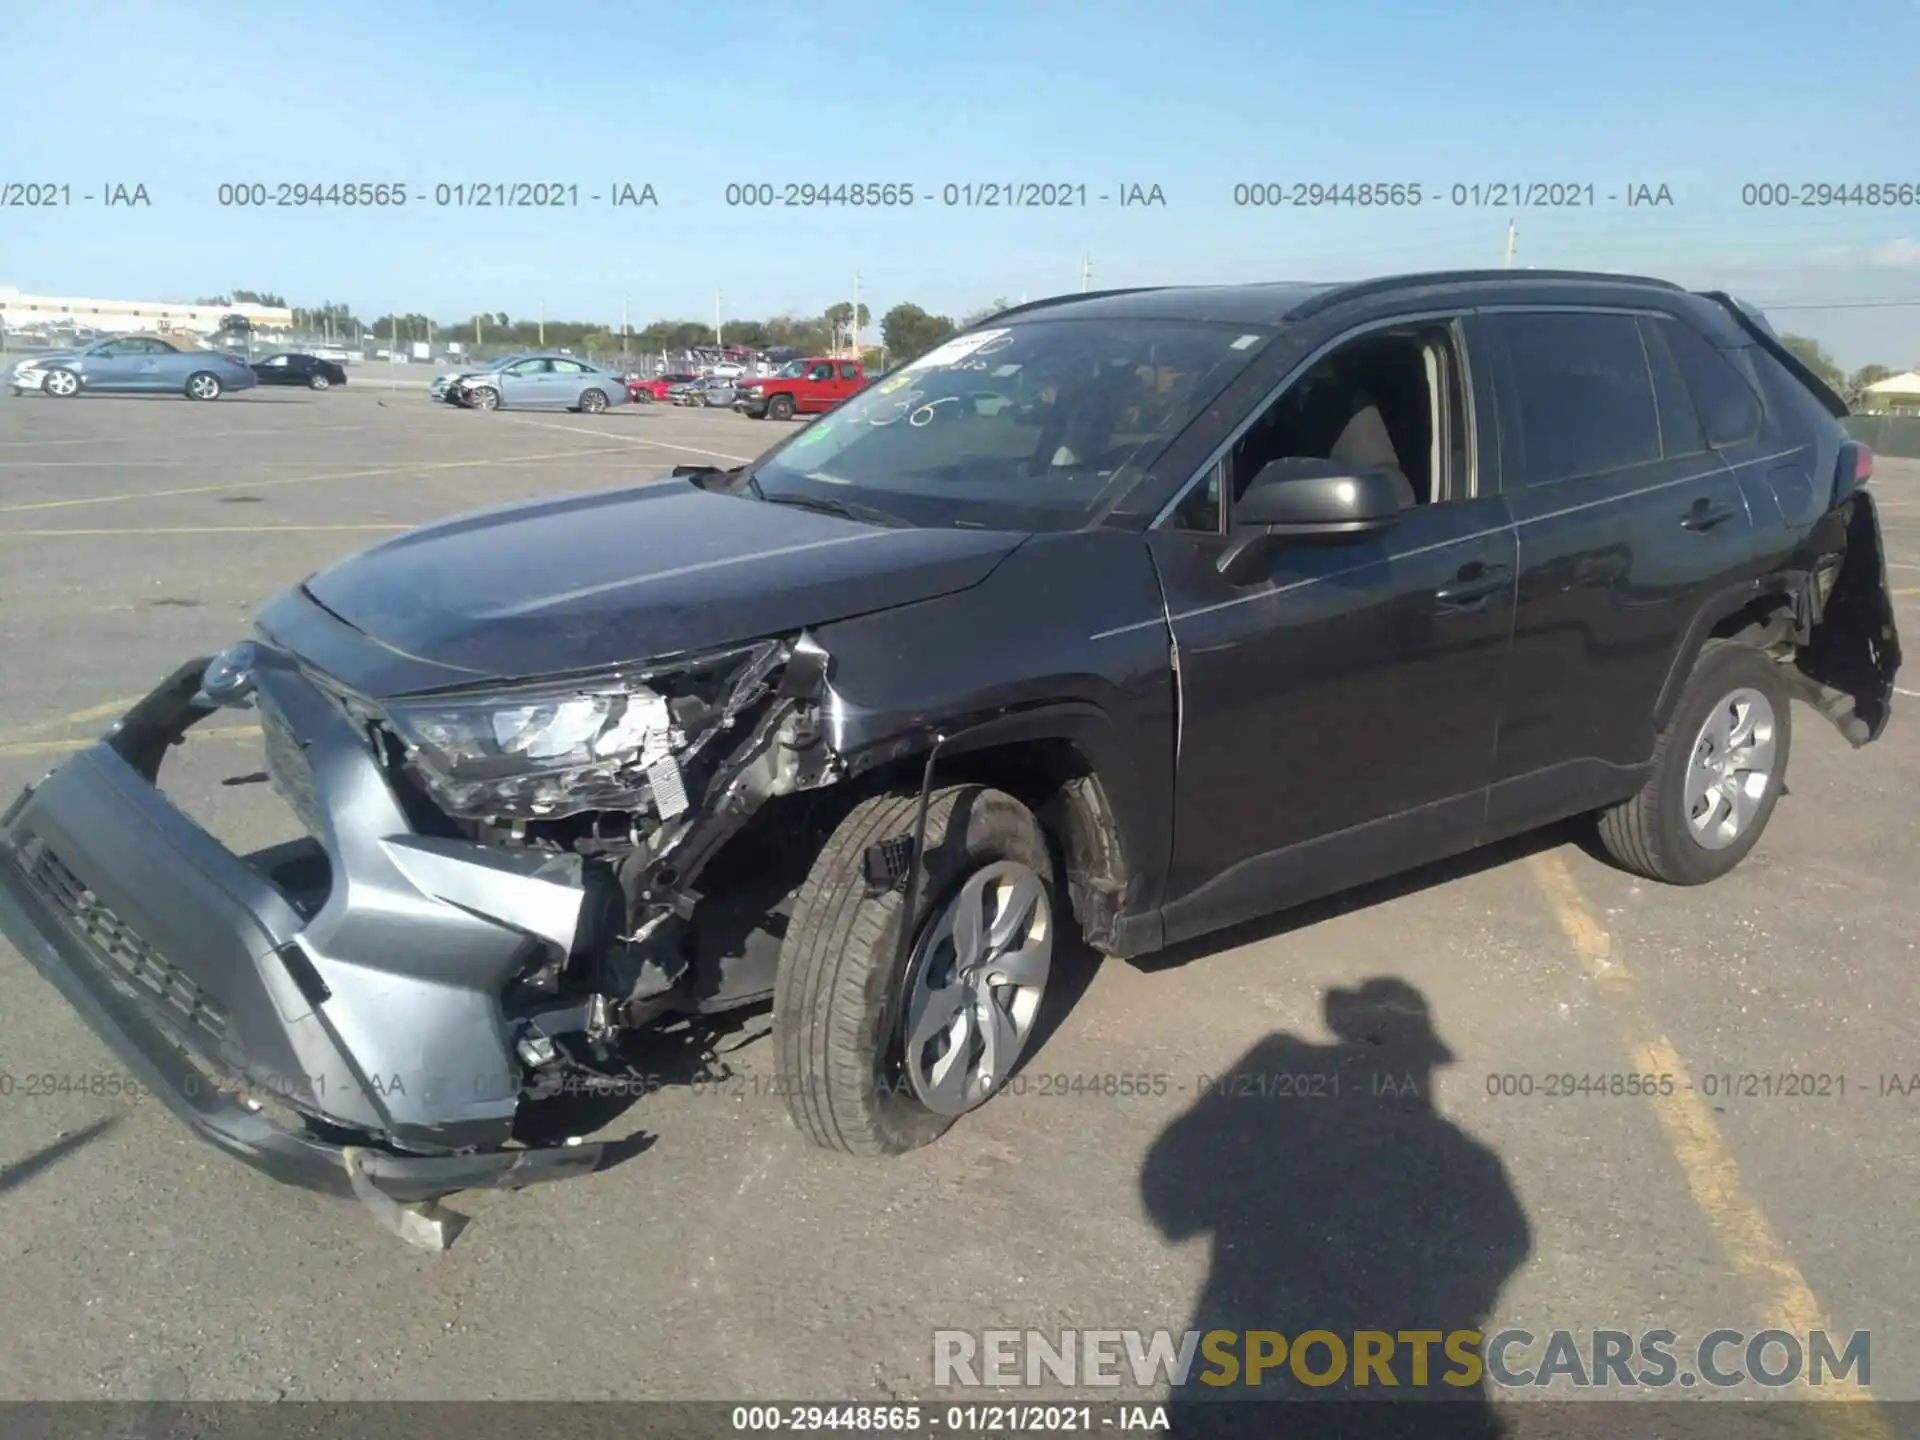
[722,318,770,348]
[229,290,288,308]
[1848,363,1895,408]
[1781,333,1846,392]
[881,302,957,359]
[960,296,1012,327]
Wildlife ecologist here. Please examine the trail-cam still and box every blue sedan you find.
[10,336,259,400]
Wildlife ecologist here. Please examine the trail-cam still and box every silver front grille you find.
[25,845,230,1043]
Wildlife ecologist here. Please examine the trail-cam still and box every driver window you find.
[810,363,834,380]
[1171,322,1467,532]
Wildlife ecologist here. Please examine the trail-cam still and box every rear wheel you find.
[775,785,1056,1155]
[579,387,608,413]
[308,372,330,390]
[1596,641,1791,884]
[468,385,500,411]
[767,393,796,421]
[185,372,223,401]
[43,367,80,398]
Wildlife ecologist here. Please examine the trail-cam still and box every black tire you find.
[767,392,796,421]
[775,784,1054,1156]
[579,387,608,413]
[185,372,223,401]
[43,367,81,398]
[308,372,330,390]
[1596,641,1792,885]
[633,390,653,403]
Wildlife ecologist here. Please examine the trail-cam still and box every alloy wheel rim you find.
[1684,687,1776,850]
[189,376,218,399]
[48,371,77,395]
[901,860,1052,1116]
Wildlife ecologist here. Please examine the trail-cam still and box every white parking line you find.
[0,424,372,448]
[505,416,754,463]
[0,443,640,513]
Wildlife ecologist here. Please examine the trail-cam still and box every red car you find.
[628,371,700,403]
[734,357,867,420]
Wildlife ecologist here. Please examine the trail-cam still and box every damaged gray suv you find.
[0,271,1901,1245]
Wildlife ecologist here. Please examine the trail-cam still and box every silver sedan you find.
[445,355,631,412]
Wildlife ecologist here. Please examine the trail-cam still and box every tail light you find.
[1835,441,1873,502]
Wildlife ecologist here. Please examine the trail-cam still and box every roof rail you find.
[1284,268,1686,320]
[970,287,1171,325]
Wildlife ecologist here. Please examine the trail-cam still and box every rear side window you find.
[1656,319,1763,446]
[1493,312,1662,484]
[1638,318,1708,458]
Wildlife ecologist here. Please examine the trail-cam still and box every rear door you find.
[832,361,864,408]
[548,358,591,408]
[1480,307,1756,833]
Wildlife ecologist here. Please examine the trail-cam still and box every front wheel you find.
[185,372,223,401]
[1596,641,1792,884]
[578,387,608,413]
[467,385,500,411]
[775,784,1056,1156]
[632,390,654,404]
[43,367,80,398]
[767,393,796,421]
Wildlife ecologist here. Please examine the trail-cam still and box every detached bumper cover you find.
[0,655,606,1204]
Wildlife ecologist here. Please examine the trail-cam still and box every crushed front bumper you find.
[0,655,607,1237]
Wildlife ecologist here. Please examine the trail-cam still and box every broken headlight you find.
[381,645,778,821]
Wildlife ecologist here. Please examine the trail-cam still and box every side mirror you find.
[1217,458,1402,583]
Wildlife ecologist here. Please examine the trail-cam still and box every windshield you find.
[749,318,1273,530]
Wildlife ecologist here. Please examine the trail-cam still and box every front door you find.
[1146,317,1517,943]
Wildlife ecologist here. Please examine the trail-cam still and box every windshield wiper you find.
[757,490,910,527]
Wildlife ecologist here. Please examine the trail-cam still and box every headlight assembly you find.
[380,643,779,821]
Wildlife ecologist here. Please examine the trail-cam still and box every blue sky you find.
[5,0,1920,363]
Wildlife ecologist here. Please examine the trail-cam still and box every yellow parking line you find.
[0,723,260,760]
[0,443,639,514]
[0,697,143,748]
[1,524,410,537]
[1527,852,1885,1429]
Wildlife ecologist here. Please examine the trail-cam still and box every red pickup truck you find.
[734,357,866,420]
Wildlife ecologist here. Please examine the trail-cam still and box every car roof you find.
[984,269,1693,327]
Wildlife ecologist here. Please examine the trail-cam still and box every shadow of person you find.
[1141,979,1530,1439]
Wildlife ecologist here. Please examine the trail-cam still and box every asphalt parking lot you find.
[1,383,1917,1425]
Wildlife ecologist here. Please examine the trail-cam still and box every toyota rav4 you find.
[0,271,1899,1246]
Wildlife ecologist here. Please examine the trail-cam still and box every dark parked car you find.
[0,270,1898,1246]
[251,353,348,390]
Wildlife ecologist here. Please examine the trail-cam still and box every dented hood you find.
[299,478,1026,684]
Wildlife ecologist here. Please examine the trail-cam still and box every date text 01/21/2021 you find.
[1230,182,1675,208]
[722,182,1168,208]
[210,182,658,208]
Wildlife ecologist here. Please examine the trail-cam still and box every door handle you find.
[1434,564,1511,611]
[1681,499,1741,531]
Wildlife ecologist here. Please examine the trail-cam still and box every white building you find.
[0,286,293,338]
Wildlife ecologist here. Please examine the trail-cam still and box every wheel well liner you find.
[848,708,1154,956]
